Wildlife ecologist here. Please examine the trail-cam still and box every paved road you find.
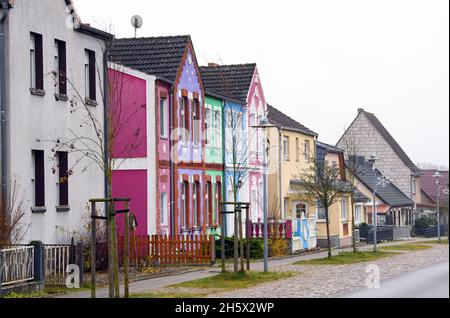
[340,262,449,298]
[54,238,446,298]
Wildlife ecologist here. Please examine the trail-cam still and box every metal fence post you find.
[76,243,84,287]
[0,249,3,294]
[30,241,45,289]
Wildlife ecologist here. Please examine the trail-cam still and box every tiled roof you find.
[109,36,190,82]
[199,64,256,102]
[267,105,317,137]
[350,160,414,208]
[359,109,419,173]
[316,141,344,153]
[420,169,449,203]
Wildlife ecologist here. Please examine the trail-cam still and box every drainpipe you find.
[1,1,10,203]
[103,51,110,200]
[169,88,175,236]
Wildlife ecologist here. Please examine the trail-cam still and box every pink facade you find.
[247,67,267,221]
[110,69,147,159]
[112,170,148,236]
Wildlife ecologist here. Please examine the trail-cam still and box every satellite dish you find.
[131,15,143,37]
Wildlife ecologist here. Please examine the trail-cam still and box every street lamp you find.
[368,155,379,252]
[433,172,443,243]
[252,117,270,272]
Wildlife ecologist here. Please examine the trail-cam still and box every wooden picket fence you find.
[118,235,216,267]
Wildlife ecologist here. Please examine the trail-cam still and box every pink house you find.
[110,66,156,236]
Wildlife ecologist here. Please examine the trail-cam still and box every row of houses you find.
[0,1,447,248]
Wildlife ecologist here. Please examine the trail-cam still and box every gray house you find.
[337,108,422,222]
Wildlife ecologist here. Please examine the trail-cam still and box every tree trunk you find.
[233,192,238,272]
[351,196,357,253]
[325,206,332,259]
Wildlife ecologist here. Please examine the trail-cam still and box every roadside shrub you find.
[268,238,289,257]
[216,237,264,259]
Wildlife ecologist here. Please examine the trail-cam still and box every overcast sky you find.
[74,0,449,167]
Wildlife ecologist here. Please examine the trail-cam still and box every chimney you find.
[358,108,364,114]
[208,62,219,67]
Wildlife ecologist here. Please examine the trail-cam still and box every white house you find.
[1,0,110,243]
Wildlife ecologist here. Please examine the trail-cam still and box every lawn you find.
[2,285,91,298]
[415,239,449,245]
[131,271,297,298]
[294,251,396,265]
[380,244,433,252]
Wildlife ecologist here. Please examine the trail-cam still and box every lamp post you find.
[368,155,379,252]
[433,172,443,243]
[252,117,270,272]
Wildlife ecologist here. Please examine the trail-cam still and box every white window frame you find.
[283,136,290,161]
[355,204,362,225]
[193,183,199,228]
[215,109,222,149]
[304,140,310,162]
[317,201,326,220]
[295,202,307,219]
[182,182,187,228]
[160,98,168,138]
[341,196,348,221]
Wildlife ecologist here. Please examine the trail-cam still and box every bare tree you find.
[340,127,362,253]
[292,159,349,259]
[0,178,30,248]
[40,38,145,297]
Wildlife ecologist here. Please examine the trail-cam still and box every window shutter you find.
[34,34,44,90]
[58,41,67,95]
[88,51,96,100]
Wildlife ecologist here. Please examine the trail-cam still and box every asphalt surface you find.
[340,261,449,298]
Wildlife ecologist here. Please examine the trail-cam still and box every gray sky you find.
[74,0,449,167]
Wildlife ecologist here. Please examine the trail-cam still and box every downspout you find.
[278,126,282,220]
[222,100,227,235]
[1,1,10,203]
[169,87,175,236]
[103,50,109,200]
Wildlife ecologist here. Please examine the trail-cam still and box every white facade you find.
[3,0,107,243]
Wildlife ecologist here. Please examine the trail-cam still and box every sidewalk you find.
[53,237,444,298]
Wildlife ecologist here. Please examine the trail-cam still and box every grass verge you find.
[131,271,297,298]
[380,244,433,252]
[294,251,396,265]
[415,239,449,245]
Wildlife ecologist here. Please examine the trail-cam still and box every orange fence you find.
[118,235,216,267]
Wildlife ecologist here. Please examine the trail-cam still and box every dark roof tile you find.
[199,64,256,101]
[267,105,317,137]
[109,36,190,82]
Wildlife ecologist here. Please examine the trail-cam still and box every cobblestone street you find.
[208,245,449,298]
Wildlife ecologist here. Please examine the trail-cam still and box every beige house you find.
[315,142,354,248]
[266,105,318,251]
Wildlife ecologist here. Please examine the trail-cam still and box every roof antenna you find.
[131,15,143,38]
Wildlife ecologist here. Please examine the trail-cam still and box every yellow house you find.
[266,105,318,251]
[314,142,354,248]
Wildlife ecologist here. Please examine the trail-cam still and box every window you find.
[193,182,200,228]
[296,203,307,219]
[205,108,211,145]
[193,99,200,146]
[296,138,300,162]
[250,112,256,160]
[215,110,222,148]
[355,205,362,224]
[206,182,212,226]
[343,223,349,236]
[317,201,326,220]
[304,140,310,161]
[182,182,189,228]
[235,113,243,156]
[251,189,258,221]
[54,40,67,96]
[283,198,289,219]
[161,193,168,225]
[181,97,188,142]
[32,150,45,208]
[341,196,348,220]
[283,136,290,161]
[84,49,96,101]
[160,98,168,138]
[57,152,69,207]
[215,182,221,224]
[30,32,43,91]
[411,178,417,195]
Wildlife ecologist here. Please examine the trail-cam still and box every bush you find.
[414,217,438,236]
[216,237,264,259]
[268,238,289,257]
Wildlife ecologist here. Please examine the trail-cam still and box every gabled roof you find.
[349,160,414,208]
[267,105,317,137]
[316,141,344,154]
[110,36,191,83]
[420,169,449,203]
[340,109,419,173]
[199,64,256,102]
